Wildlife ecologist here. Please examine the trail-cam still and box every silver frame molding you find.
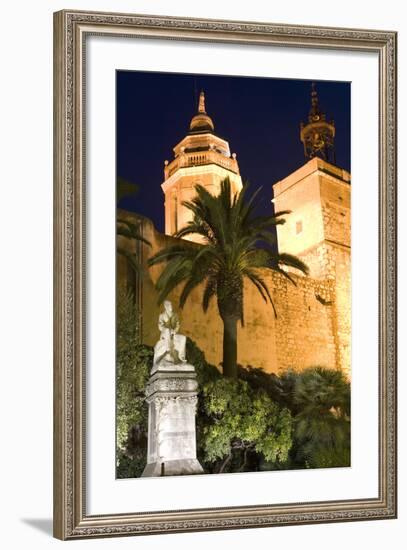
[53,9,397,540]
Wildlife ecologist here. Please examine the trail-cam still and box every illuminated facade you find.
[119,86,351,376]
[161,91,243,242]
[273,157,351,375]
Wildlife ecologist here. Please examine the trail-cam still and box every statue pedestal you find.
[141,365,204,477]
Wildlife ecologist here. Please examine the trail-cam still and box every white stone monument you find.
[142,301,204,477]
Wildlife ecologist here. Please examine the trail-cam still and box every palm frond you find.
[174,221,214,243]
[278,253,309,275]
[148,176,309,328]
[117,177,139,202]
[117,218,151,246]
[117,246,141,274]
[272,266,298,286]
[155,258,193,304]
[147,243,197,267]
[202,276,217,312]
[244,270,278,318]
[179,271,207,308]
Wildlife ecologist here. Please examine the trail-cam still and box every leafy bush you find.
[252,366,351,469]
[116,285,152,477]
[238,364,351,470]
[290,367,350,468]
[238,365,287,408]
[198,377,293,473]
[116,322,350,476]
[116,342,153,478]
[186,337,221,386]
[117,444,146,479]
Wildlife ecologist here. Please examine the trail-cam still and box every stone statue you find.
[143,301,204,477]
[153,300,187,367]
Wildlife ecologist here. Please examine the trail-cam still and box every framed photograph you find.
[53,9,397,540]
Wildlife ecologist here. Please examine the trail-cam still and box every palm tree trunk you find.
[222,315,238,378]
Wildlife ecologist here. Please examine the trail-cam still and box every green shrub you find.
[198,377,293,473]
[116,285,152,474]
[117,441,146,479]
[186,337,221,386]
[290,367,350,468]
[116,322,350,476]
[238,364,351,470]
[264,366,351,469]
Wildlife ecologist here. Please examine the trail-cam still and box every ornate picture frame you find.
[53,9,397,540]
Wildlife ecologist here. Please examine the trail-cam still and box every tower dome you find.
[161,90,242,242]
[189,91,215,134]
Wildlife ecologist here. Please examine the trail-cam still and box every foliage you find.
[148,178,308,378]
[237,364,351,470]
[117,176,139,203]
[117,217,151,274]
[186,337,221,387]
[116,444,146,479]
[116,322,350,477]
[290,367,351,468]
[116,176,151,273]
[198,377,293,473]
[253,366,351,469]
[293,366,350,417]
[238,365,286,408]
[116,285,152,472]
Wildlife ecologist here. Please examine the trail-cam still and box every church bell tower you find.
[161,91,243,242]
[272,84,351,376]
[300,83,336,164]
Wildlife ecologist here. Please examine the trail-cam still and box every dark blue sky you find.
[117,71,350,233]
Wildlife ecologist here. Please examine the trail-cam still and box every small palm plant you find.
[290,367,351,468]
[148,178,308,378]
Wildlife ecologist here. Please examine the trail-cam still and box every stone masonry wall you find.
[118,213,345,374]
[297,241,351,376]
[270,270,337,372]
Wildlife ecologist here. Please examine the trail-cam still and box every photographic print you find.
[116,71,351,479]
[54,10,396,538]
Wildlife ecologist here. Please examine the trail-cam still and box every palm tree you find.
[117,177,150,272]
[148,178,309,378]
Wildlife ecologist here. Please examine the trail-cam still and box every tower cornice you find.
[273,158,350,200]
[163,151,240,183]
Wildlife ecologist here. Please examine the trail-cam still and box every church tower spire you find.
[300,83,336,164]
[198,90,206,113]
[188,89,214,134]
[161,92,242,242]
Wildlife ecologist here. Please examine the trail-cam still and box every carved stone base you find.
[142,366,204,477]
[142,458,204,477]
[150,360,195,376]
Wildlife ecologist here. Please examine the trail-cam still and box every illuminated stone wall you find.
[118,210,349,375]
[118,157,351,376]
[272,157,351,376]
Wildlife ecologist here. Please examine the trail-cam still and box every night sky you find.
[117,71,350,233]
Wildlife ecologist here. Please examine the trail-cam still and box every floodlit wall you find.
[118,211,349,374]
